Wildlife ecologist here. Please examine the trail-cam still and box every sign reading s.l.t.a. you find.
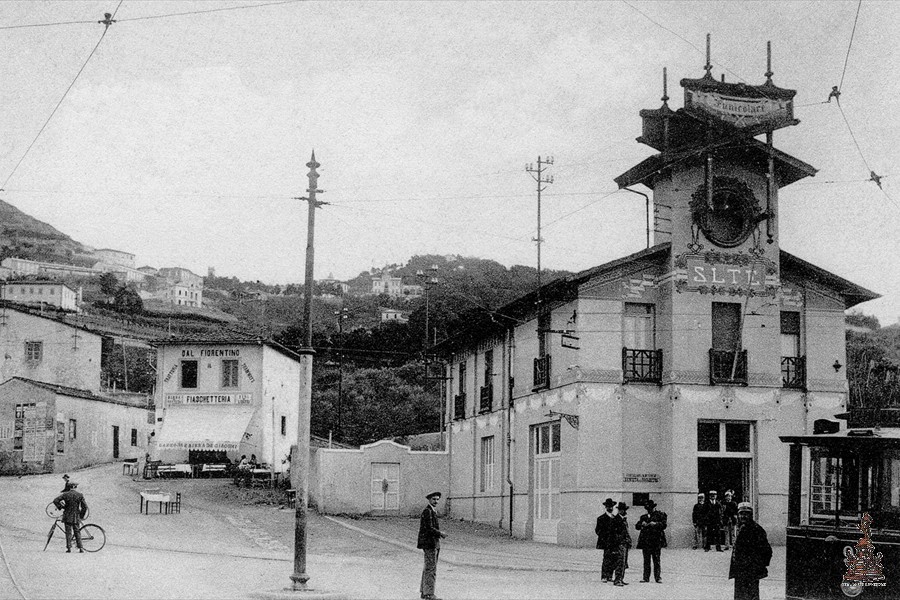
[685,257,769,290]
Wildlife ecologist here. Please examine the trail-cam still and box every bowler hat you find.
[644,499,657,510]
[616,502,629,512]
[738,502,753,512]
[603,498,616,507]
[426,491,442,500]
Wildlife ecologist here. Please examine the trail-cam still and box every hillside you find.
[0,198,93,265]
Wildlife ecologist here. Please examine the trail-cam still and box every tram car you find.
[780,412,900,598]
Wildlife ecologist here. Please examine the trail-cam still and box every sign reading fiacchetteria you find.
[165,393,252,405]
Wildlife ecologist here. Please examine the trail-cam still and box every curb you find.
[321,515,600,573]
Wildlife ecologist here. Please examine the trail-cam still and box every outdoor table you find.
[155,463,193,478]
[140,490,172,514]
[201,463,229,477]
[250,469,275,487]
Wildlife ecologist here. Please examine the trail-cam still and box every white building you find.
[1,281,78,311]
[157,267,204,307]
[380,307,409,324]
[93,248,136,269]
[1,257,100,279]
[371,271,403,297]
[150,337,303,472]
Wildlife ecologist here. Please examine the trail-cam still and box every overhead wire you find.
[1,1,124,192]
[838,0,863,93]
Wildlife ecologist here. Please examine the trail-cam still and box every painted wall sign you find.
[685,89,794,131]
[623,472,660,483]
[158,440,240,451]
[181,348,241,357]
[685,257,768,290]
[165,393,252,406]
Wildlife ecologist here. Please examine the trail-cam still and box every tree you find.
[114,286,143,314]
[98,272,119,299]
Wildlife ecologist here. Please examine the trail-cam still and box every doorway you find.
[112,426,120,459]
[532,422,561,544]
[698,457,752,502]
[371,462,400,511]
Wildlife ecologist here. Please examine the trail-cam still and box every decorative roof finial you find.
[662,67,669,105]
[704,33,713,78]
[765,41,774,85]
[307,150,320,170]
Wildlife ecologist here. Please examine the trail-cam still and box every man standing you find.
[729,502,772,600]
[595,498,618,583]
[704,490,724,552]
[417,491,446,600]
[52,481,88,553]
[636,499,667,583]
[692,492,706,550]
[723,490,738,550]
[612,502,632,587]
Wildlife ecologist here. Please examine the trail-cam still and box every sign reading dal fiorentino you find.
[166,393,252,405]
[685,257,768,290]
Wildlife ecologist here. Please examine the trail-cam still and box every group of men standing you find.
[595,498,668,586]
[692,489,739,551]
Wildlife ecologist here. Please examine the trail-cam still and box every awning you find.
[156,405,256,451]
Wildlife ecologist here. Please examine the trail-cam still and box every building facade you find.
[371,271,403,297]
[439,61,877,547]
[0,306,103,391]
[0,377,151,474]
[93,248,136,269]
[150,338,302,472]
[156,267,204,307]
[1,281,78,311]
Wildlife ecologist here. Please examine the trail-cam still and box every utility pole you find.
[334,307,349,440]
[525,156,553,341]
[289,150,325,593]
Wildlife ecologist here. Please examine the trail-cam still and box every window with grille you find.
[69,419,77,440]
[131,428,138,446]
[25,341,43,362]
[222,359,239,388]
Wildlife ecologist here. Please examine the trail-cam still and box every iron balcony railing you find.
[622,348,663,384]
[453,393,466,420]
[709,348,748,385]
[781,355,806,389]
[479,385,493,413]
[533,355,551,390]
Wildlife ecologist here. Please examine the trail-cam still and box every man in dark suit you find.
[636,499,667,583]
[729,502,772,600]
[612,502,633,587]
[704,490,724,552]
[417,491,446,600]
[595,497,618,582]
[52,481,88,553]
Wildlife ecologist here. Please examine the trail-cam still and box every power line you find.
[1,3,123,192]
[838,0,863,92]
[0,0,303,31]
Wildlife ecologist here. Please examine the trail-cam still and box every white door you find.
[371,462,400,511]
[532,422,561,543]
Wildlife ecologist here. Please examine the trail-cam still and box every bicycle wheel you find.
[78,524,105,552]
[43,521,58,551]
[45,502,62,519]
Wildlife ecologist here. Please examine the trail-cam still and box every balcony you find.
[709,349,748,385]
[453,393,466,420]
[533,355,551,391]
[622,348,663,384]
[479,385,493,413]
[781,356,806,389]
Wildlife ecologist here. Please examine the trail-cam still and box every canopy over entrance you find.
[156,405,255,452]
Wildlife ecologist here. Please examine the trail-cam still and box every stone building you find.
[1,281,79,311]
[437,55,877,546]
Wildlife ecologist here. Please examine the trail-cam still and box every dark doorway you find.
[698,457,751,502]
[112,425,120,459]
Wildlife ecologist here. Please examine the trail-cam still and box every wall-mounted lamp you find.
[833,360,843,373]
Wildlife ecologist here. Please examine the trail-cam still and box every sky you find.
[0,1,898,324]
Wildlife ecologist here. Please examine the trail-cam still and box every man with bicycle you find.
[53,481,89,553]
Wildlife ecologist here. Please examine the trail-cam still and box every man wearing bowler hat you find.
[636,499,667,583]
[417,491,446,600]
[612,502,633,587]
[595,497,618,582]
[52,481,88,553]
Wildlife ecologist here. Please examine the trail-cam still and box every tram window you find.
[810,450,881,521]
[698,422,719,452]
[725,423,750,452]
[887,456,900,510]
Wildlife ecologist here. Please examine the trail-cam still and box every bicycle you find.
[43,516,105,552]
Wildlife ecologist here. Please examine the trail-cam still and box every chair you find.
[168,492,182,514]
[286,489,297,509]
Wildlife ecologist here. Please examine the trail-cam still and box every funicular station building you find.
[438,46,878,547]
